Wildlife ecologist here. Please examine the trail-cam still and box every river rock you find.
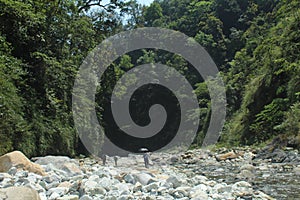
[240,164,255,171]
[294,166,300,175]
[47,186,69,196]
[243,152,256,161]
[79,195,93,200]
[35,156,75,168]
[43,173,61,183]
[57,195,79,200]
[169,156,179,163]
[270,149,288,163]
[172,186,191,197]
[0,151,46,176]
[0,186,41,200]
[189,189,209,199]
[7,166,17,175]
[144,182,159,192]
[166,175,183,188]
[215,151,241,161]
[124,174,136,184]
[61,163,82,177]
[133,172,155,185]
[86,186,106,196]
[98,177,116,190]
[0,172,11,181]
[239,169,255,179]
[113,183,130,195]
[232,181,253,196]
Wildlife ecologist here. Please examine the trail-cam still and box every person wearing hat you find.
[143,152,150,168]
[139,147,150,168]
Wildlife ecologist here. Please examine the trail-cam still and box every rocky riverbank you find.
[0,147,299,200]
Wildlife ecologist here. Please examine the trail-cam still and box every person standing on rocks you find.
[143,152,150,168]
[113,156,118,167]
[139,147,151,168]
[102,154,107,166]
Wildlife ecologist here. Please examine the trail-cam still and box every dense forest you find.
[0,0,299,157]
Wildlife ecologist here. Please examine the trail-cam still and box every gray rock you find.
[170,156,179,163]
[45,181,60,190]
[15,177,29,185]
[106,190,122,199]
[157,186,168,195]
[43,163,57,172]
[240,164,255,171]
[214,168,225,172]
[1,177,14,187]
[159,180,173,188]
[26,182,45,193]
[0,186,41,200]
[133,182,143,192]
[88,174,100,183]
[210,193,226,199]
[94,170,110,178]
[79,195,93,200]
[57,195,79,200]
[243,152,256,161]
[189,189,208,200]
[98,177,115,190]
[124,174,136,184]
[133,173,154,185]
[144,182,159,192]
[43,173,61,183]
[191,184,208,193]
[239,169,255,179]
[294,166,300,175]
[271,149,288,163]
[61,163,82,177]
[47,187,69,197]
[258,164,269,171]
[213,183,231,193]
[113,183,130,195]
[143,195,157,200]
[26,173,38,183]
[253,190,276,200]
[70,174,86,182]
[190,175,208,185]
[39,192,47,200]
[172,186,191,197]
[7,167,17,175]
[166,175,181,188]
[15,170,28,178]
[232,181,253,196]
[205,180,217,187]
[49,192,61,200]
[86,186,106,196]
[35,156,75,169]
[84,180,98,190]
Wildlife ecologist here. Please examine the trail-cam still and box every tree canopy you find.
[0,0,299,157]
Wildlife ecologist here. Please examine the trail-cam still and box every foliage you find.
[0,0,124,157]
[0,0,299,156]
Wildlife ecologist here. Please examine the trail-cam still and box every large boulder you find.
[34,156,75,169]
[35,156,82,176]
[0,186,41,200]
[215,151,242,161]
[0,151,46,176]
